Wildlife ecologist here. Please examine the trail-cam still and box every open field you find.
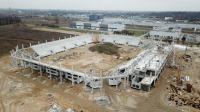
[41,43,141,75]
[126,24,153,31]
[0,24,71,57]
[0,24,200,112]
[124,24,152,37]
[32,27,105,36]
[33,27,84,36]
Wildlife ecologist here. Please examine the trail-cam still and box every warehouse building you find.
[149,30,183,40]
[70,21,125,32]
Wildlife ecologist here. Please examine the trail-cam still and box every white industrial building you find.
[149,30,183,40]
[75,21,84,29]
[102,17,200,30]
[71,21,125,32]
[149,26,183,40]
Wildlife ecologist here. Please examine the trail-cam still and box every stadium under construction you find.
[10,34,173,92]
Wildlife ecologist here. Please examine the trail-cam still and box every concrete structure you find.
[10,34,172,91]
[130,46,172,91]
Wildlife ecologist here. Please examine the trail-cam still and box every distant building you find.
[149,26,183,40]
[108,24,125,32]
[149,30,182,40]
[150,25,200,43]
[70,21,125,32]
[83,23,91,29]
[164,17,173,21]
[91,22,100,30]
[89,15,103,21]
[176,20,189,23]
[99,24,108,31]
[70,22,76,28]
[75,21,84,29]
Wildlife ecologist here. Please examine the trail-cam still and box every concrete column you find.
[49,69,52,80]
[148,86,151,92]
[91,80,94,94]
[22,44,24,49]
[127,76,129,88]
[30,63,33,74]
[22,61,26,72]
[40,66,42,76]
[59,71,63,84]
[124,77,127,89]
[11,54,16,67]
[72,74,74,86]
[116,82,118,91]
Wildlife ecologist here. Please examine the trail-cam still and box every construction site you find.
[10,32,173,91]
[0,23,200,112]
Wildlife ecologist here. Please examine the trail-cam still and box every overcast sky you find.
[0,0,200,11]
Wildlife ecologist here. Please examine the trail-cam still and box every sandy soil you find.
[162,48,200,112]
[0,54,186,112]
[0,56,109,112]
[42,44,141,76]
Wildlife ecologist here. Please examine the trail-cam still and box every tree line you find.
[0,15,21,26]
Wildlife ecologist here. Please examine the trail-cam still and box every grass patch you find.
[89,43,120,55]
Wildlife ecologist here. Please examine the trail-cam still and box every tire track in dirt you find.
[0,98,5,112]
[7,99,21,112]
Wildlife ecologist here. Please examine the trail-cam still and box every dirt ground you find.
[0,24,200,112]
[0,24,71,57]
[33,27,84,36]
[0,54,189,112]
[41,44,141,76]
[0,56,108,112]
[162,48,200,112]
